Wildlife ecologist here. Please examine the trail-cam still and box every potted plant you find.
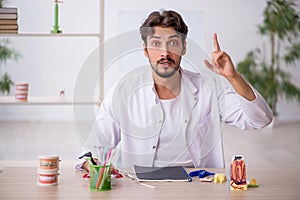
[0,0,20,95]
[0,38,20,94]
[237,0,300,123]
[0,0,5,8]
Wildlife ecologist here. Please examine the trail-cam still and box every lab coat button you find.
[152,145,157,149]
[185,120,188,123]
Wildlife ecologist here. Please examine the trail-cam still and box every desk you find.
[0,163,299,199]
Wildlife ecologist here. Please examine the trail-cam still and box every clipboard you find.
[133,165,192,182]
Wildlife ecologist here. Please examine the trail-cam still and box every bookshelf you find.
[0,96,101,105]
[0,33,101,37]
[0,0,105,106]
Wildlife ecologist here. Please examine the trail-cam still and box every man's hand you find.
[82,160,90,172]
[204,33,256,101]
[204,33,238,80]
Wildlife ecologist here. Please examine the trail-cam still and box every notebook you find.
[133,165,192,182]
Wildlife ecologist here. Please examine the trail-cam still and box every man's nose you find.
[160,44,170,57]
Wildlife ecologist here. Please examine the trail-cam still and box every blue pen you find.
[189,170,215,178]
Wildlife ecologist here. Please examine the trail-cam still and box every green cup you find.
[89,163,112,191]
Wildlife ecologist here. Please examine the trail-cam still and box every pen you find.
[139,182,156,189]
[125,173,135,180]
[121,171,156,189]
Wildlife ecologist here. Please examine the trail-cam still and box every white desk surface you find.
[0,160,299,199]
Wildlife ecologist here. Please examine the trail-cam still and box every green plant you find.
[0,0,7,8]
[237,0,300,116]
[0,38,20,94]
[0,73,13,93]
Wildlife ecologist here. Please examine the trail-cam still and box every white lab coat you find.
[86,67,273,168]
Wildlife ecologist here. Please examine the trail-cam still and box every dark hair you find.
[139,10,188,45]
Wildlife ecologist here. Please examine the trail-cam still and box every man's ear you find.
[143,43,149,57]
[182,41,187,55]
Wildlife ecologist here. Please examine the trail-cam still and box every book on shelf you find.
[0,19,17,25]
[0,8,18,20]
[0,8,17,14]
[0,13,17,19]
[0,29,18,34]
[0,24,18,30]
[0,8,18,34]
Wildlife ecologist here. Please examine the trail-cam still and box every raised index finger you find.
[213,33,221,51]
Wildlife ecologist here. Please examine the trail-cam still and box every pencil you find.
[122,171,156,189]
[96,148,113,189]
[95,166,105,189]
[139,182,156,189]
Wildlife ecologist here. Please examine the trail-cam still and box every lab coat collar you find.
[180,68,199,95]
[147,67,199,104]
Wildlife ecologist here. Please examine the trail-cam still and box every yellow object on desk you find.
[214,173,226,184]
[248,178,259,188]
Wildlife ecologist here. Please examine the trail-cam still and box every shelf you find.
[0,33,102,38]
[0,96,100,106]
[0,0,105,107]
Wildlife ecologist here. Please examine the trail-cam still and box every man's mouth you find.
[159,61,172,66]
[157,58,175,66]
[152,57,178,78]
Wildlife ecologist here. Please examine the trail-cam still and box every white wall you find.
[0,0,100,121]
[1,0,300,122]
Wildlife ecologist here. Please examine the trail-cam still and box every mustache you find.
[157,57,175,64]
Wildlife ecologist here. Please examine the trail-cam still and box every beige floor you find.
[223,121,300,168]
[0,121,299,168]
[0,121,83,161]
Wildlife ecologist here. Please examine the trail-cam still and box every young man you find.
[81,10,272,170]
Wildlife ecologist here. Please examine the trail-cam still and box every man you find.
[81,10,272,170]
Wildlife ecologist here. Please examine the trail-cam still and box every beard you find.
[150,57,180,78]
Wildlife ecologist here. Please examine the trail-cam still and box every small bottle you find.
[59,90,65,99]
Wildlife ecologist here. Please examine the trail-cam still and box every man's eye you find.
[151,41,160,47]
[170,40,178,46]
